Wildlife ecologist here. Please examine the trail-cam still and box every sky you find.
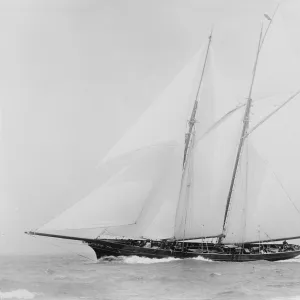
[1,0,298,256]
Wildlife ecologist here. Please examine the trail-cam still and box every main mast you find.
[220,25,264,241]
[183,31,213,166]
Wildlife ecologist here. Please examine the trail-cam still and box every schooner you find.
[26,3,300,261]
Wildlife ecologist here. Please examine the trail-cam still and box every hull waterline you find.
[89,240,300,262]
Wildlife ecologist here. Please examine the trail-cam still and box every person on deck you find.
[144,240,151,248]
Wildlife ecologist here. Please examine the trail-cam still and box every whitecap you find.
[191,255,213,262]
[0,289,39,299]
[122,256,181,264]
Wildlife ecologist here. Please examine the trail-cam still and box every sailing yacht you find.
[26,4,300,262]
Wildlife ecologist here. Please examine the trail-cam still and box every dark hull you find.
[89,239,300,262]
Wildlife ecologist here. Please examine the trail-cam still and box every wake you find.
[97,255,212,264]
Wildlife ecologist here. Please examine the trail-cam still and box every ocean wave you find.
[97,255,212,264]
[0,289,39,299]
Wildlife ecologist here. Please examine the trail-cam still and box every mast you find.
[183,30,213,166]
[178,31,213,244]
[219,25,264,242]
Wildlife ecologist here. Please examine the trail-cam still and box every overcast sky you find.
[0,0,292,255]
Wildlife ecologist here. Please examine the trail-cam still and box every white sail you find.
[174,109,245,240]
[39,144,181,232]
[39,47,209,235]
[174,49,245,240]
[98,46,221,239]
[102,48,206,163]
[102,145,184,239]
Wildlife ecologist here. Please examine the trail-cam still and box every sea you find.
[1,254,300,300]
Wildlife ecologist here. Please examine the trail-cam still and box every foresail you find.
[102,48,206,163]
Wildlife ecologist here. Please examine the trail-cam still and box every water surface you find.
[1,254,300,300]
